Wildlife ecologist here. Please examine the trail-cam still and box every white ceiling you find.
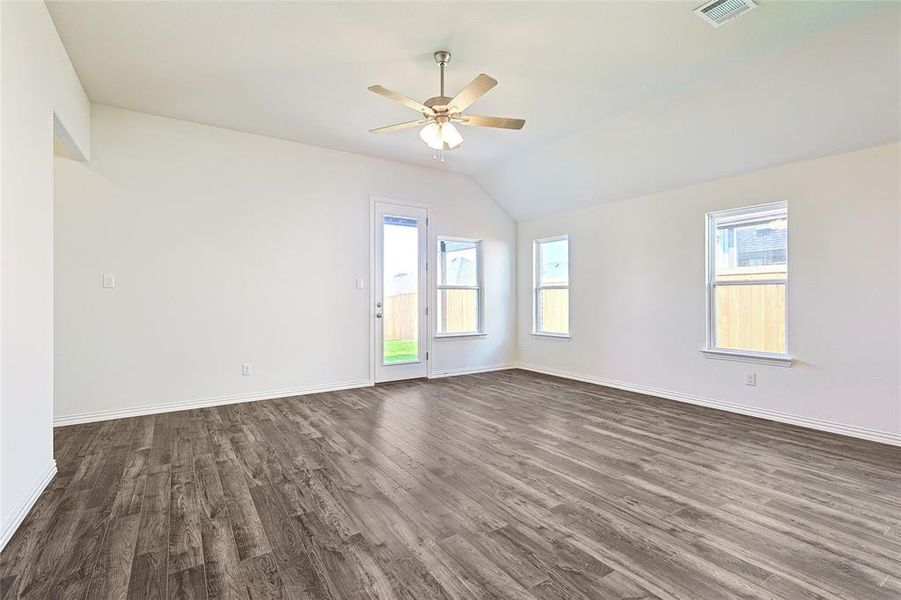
[47,1,900,220]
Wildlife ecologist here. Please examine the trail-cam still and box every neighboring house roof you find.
[445,256,476,287]
[735,227,787,266]
[737,227,787,254]
[385,272,416,296]
[542,261,568,285]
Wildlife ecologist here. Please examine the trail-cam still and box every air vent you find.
[694,0,757,27]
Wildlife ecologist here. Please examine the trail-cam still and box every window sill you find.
[701,348,793,367]
[532,332,571,339]
[434,332,487,340]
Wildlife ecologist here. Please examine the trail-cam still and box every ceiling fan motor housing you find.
[424,96,453,114]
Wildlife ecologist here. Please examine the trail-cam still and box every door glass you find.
[382,215,419,364]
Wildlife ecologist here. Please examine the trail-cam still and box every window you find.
[533,236,570,336]
[706,202,788,361]
[436,238,482,335]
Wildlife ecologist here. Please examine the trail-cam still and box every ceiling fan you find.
[368,51,525,159]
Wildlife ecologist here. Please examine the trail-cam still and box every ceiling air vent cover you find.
[694,0,757,27]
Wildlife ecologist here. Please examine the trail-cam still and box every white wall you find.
[0,2,90,549]
[53,105,515,421]
[518,143,901,442]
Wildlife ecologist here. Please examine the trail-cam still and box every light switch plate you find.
[355,278,365,289]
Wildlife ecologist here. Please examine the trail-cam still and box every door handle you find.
[376,312,383,318]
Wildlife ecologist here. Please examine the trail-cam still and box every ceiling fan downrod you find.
[434,50,450,97]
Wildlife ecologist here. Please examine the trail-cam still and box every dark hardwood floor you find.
[1,369,900,599]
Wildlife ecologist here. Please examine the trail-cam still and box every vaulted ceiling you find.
[47,1,900,220]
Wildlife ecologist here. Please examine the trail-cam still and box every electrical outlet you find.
[242,362,253,376]
[102,273,116,288]
[744,372,757,386]
[355,278,365,289]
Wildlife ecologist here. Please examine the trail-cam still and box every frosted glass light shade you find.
[441,123,463,149]
[419,122,464,150]
[419,123,443,150]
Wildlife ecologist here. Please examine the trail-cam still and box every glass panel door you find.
[373,201,428,382]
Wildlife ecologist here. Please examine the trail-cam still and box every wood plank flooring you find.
[2,369,900,599]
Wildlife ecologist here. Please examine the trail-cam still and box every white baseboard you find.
[430,363,517,379]
[54,364,519,426]
[53,363,901,447]
[1,460,57,552]
[53,379,374,427]
[517,363,901,447]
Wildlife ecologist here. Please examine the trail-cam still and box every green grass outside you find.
[384,339,418,363]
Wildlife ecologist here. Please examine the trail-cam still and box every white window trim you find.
[532,234,571,338]
[532,331,572,340]
[703,201,792,366]
[435,236,485,338]
[434,332,488,340]
[701,348,793,367]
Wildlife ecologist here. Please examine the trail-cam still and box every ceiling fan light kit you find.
[368,50,526,161]
[419,121,463,151]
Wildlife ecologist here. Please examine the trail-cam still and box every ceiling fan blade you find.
[369,119,429,134]
[447,74,497,113]
[368,85,435,115]
[456,115,525,130]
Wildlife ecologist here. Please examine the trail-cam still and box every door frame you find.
[369,195,432,383]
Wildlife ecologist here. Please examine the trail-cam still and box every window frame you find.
[434,236,485,338]
[703,201,792,366]
[532,234,571,338]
